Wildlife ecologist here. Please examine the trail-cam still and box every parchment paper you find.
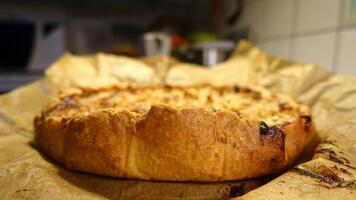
[0,41,355,199]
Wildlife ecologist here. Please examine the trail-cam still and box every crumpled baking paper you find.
[0,41,355,199]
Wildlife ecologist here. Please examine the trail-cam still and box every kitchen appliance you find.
[181,40,235,67]
[141,32,171,56]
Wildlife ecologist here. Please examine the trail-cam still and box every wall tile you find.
[296,0,339,33]
[340,0,356,26]
[263,0,294,38]
[258,39,291,58]
[292,32,335,70]
[236,0,266,39]
[336,28,356,75]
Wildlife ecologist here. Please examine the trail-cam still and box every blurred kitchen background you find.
[0,0,356,93]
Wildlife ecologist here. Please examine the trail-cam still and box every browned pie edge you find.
[34,87,315,182]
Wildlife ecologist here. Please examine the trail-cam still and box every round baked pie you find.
[35,84,314,181]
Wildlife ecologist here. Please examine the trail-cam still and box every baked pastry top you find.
[35,84,314,181]
[44,85,306,126]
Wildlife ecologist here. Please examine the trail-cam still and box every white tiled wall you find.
[238,0,266,38]
[336,28,356,74]
[264,0,294,37]
[292,32,336,71]
[295,0,339,33]
[238,0,356,75]
[259,38,291,58]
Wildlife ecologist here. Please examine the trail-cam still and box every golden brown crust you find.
[35,84,314,181]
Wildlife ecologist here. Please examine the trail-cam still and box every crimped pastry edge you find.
[35,102,314,181]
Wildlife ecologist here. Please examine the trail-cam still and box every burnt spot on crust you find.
[241,87,262,100]
[300,115,312,132]
[260,121,270,136]
[216,87,227,95]
[251,92,262,100]
[315,148,355,169]
[163,85,174,90]
[218,136,228,144]
[278,102,293,111]
[61,118,69,123]
[260,122,285,141]
[229,183,245,197]
[233,86,240,93]
[260,122,286,161]
[268,127,285,142]
[241,87,252,93]
[292,165,352,188]
[15,188,31,193]
[207,94,213,103]
[278,102,287,111]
